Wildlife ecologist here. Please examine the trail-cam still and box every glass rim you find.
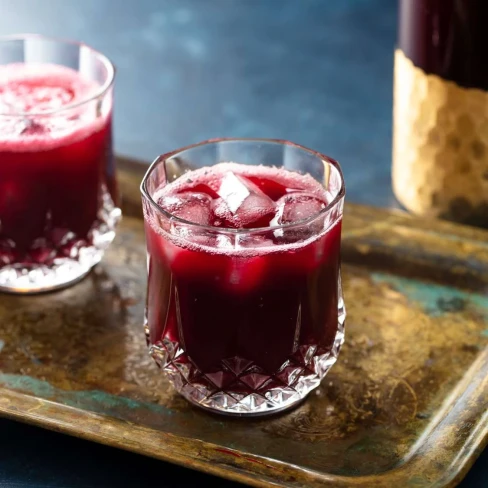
[140,137,346,235]
[0,33,115,117]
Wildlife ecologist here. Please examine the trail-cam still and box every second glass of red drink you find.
[141,139,345,416]
[0,35,119,293]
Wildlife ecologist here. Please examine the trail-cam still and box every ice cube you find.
[273,192,326,225]
[157,192,212,225]
[271,192,327,243]
[217,172,250,213]
[236,234,274,249]
[226,255,267,293]
[213,172,276,228]
[215,234,234,249]
[183,183,219,199]
[191,233,234,249]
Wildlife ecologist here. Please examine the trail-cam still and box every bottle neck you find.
[398,0,488,90]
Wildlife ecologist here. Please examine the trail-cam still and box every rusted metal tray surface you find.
[0,158,487,487]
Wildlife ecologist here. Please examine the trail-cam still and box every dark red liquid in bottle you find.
[399,0,488,89]
[394,0,488,227]
[144,164,343,399]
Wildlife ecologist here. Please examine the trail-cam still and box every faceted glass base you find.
[0,199,121,294]
[147,297,346,416]
[0,261,93,294]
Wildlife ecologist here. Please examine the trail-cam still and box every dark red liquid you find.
[144,164,342,394]
[0,64,117,266]
[399,0,488,89]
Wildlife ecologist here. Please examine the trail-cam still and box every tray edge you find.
[0,344,486,488]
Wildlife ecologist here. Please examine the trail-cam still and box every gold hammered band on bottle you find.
[392,49,488,226]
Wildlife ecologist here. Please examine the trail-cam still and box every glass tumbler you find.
[0,34,120,293]
[141,139,346,416]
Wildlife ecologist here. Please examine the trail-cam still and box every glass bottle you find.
[393,0,488,226]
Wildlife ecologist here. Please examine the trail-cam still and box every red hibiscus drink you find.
[0,35,119,293]
[141,139,346,416]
